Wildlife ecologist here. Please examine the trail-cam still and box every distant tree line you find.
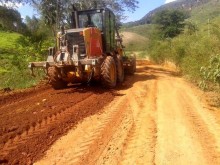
[0,0,138,36]
[2,0,138,28]
[0,6,26,32]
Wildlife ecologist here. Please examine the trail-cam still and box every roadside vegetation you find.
[0,6,54,89]
[0,28,54,89]
[148,6,220,91]
[122,0,220,92]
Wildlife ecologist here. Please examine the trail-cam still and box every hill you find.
[124,0,213,27]
[120,24,152,57]
[189,0,220,24]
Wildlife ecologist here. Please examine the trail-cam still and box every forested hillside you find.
[124,0,213,27]
[123,0,220,90]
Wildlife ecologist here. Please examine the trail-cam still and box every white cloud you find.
[0,1,23,8]
[165,0,177,4]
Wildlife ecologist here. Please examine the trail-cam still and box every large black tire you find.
[101,56,117,88]
[116,55,124,83]
[129,57,136,75]
[48,67,67,90]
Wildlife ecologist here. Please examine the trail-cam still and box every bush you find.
[0,32,54,89]
[200,54,220,90]
[147,16,220,89]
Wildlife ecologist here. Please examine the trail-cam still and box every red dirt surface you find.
[0,83,117,164]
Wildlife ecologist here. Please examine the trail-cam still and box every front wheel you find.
[129,56,136,75]
[101,56,117,88]
[48,67,67,90]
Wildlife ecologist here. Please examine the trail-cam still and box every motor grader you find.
[29,8,136,89]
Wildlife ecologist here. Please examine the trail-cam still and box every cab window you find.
[78,13,103,30]
[91,13,102,30]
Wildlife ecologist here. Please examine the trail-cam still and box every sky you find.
[16,0,177,22]
[124,0,176,22]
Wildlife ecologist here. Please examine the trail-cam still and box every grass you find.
[0,31,45,90]
[0,31,21,50]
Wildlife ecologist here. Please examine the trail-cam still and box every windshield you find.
[78,13,103,30]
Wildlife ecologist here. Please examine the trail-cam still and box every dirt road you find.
[1,61,220,165]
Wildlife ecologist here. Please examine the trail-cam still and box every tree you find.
[16,15,54,62]
[2,0,138,33]
[0,6,26,32]
[35,0,138,33]
[153,9,189,38]
[24,15,51,41]
[186,21,198,35]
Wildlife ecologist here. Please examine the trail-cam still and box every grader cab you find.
[29,8,136,89]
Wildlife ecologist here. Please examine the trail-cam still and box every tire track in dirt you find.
[95,111,133,165]
[2,62,220,164]
[154,76,220,165]
[180,93,220,164]
[36,64,220,165]
[119,77,157,165]
[34,65,159,165]
[76,97,131,165]
[177,81,220,164]
[34,91,130,165]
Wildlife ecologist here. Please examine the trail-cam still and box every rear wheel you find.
[101,56,117,88]
[116,55,124,83]
[48,67,67,89]
[129,57,136,75]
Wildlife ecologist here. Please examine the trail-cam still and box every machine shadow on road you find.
[114,64,180,92]
[34,63,179,99]
[115,66,158,91]
[64,68,158,95]
[140,65,180,77]
[59,83,120,96]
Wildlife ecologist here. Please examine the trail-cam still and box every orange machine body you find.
[83,27,103,58]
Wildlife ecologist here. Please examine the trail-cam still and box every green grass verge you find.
[0,31,45,90]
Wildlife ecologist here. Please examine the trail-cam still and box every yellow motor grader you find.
[29,8,136,89]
